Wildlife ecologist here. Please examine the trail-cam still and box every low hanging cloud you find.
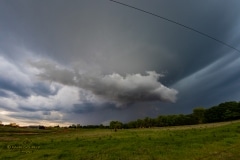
[30,60,178,105]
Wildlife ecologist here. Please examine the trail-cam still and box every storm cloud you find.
[30,60,178,104]
[0,0,240,126]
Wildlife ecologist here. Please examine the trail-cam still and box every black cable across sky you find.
[109,0,240,53]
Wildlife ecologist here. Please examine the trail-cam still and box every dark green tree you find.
[110,121,123,131]
[193,107,205,123]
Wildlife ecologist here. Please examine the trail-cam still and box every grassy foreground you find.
[1,121,240,160]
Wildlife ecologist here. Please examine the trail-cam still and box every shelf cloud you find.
[31,60,178,105]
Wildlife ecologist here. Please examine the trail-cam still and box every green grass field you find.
[1,121,240,160]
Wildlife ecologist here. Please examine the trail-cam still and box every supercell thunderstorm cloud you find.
[0,0,240,126]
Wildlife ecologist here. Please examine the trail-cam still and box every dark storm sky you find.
[0,0,240,126]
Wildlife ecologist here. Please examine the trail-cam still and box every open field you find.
[1,121,240,160]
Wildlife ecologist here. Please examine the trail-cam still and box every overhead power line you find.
[109,0,240,53]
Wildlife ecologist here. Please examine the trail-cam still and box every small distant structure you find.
[39,125,45,129]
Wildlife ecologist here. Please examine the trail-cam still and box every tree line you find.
[67,101,240,129]
[110,101,240,129]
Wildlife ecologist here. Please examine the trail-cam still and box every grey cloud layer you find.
[0,0,240,125]
[31,60,178,104]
